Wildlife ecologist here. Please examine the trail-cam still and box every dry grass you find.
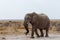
[0,19,60,35]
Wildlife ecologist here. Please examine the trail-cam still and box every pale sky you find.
[0,0,60,20]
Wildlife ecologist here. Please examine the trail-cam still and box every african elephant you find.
[23,12,50,38]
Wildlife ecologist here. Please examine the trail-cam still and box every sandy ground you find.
[0,34,60,40]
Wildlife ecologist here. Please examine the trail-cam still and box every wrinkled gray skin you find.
[23,12,50,38]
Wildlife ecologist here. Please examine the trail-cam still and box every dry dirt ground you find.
[0,34,60,40]
[0,28,60,40]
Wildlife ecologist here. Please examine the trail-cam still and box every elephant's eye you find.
[28,18,30,20]
[29,17,31,20]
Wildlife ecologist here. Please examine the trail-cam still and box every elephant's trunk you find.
[23,22,29,35]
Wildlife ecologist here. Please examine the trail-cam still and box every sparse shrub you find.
[55,23,60,31]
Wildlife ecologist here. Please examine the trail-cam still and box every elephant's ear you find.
[32,15,38,23]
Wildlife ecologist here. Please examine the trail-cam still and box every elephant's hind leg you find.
[45,28,49,37]
[45,22,50,37]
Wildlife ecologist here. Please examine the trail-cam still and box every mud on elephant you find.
[23,12,50,38]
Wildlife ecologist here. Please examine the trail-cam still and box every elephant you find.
[23,12,50,38]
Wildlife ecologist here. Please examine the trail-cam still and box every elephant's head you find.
[25,14,32,24]
[24,12,37,35]
[23,13,32,35]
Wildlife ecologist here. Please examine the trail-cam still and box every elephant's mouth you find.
[26,20,31,24]
[27,22,29,24]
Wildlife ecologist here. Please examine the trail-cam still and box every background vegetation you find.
[0,19,60,35]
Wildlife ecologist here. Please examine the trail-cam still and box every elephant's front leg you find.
[35,28,40,38]
[31,26,35,38]
[39,29,44,37]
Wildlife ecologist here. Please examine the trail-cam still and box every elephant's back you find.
[38,13,50,22]
[38,13,50,29]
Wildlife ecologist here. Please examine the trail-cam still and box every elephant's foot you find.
[45,35,49,37]
[36,35,40,38]
[30,36,35,38]
[37,35,40,38]
[24,31,29,35]
[24,32,28,35]
[40,35,44,37]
